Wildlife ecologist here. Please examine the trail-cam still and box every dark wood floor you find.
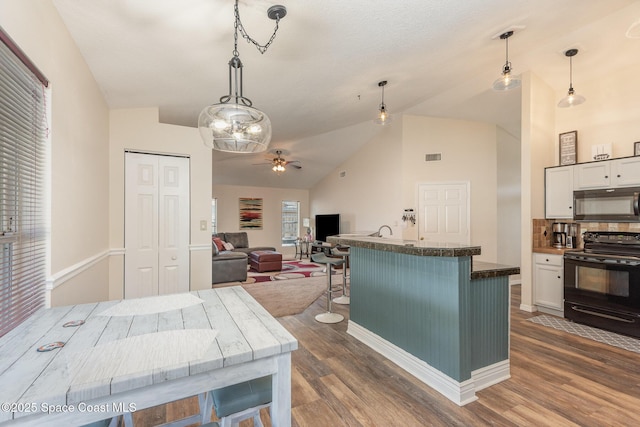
[133,285,640,426]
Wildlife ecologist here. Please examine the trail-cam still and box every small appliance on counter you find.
[552,222,568,248]
[566,223,579,249]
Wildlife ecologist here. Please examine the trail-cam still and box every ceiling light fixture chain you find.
[198,0,287,153]
[234,0,285,55]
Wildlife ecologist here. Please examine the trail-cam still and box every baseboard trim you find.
[520,303,538,313]
[347,321,509,405]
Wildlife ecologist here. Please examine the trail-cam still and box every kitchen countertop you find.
[328,235,481,257]
[328,235,519,278]
[471,260,520,280]
[533,246,576,255]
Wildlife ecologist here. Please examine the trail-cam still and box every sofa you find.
[212,232,276,284]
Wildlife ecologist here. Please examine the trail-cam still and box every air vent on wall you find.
[425,153,442,162]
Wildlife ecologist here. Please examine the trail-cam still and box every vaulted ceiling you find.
[52,0,640,188]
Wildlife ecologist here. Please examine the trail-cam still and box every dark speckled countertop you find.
[327,235,481,257]
[328,235,520,279]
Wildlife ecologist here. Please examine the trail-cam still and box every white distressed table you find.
[0,287,297,426]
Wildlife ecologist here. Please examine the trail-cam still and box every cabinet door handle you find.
[617,174,621,178]
[557,276,561,279]
[605,175,609,179]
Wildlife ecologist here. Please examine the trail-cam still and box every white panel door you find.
[125,153,190,298]
[158,157,190,295]
[418,183,470,244]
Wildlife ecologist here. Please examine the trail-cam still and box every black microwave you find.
[573,187,640,222]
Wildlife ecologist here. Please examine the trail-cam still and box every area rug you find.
[246,259,340,283]
[527,315,640,354]
[240,276,327,317]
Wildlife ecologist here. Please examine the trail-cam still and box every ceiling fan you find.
[253,150,302,173]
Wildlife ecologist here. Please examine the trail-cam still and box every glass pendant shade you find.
[374,104,392,125]
[557,88,586,108]
[492,64,521,91]
[198,103,272,153]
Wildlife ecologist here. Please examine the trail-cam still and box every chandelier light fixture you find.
[374,80,392,125]
[492,31,521,91]
[558,48,586,108]
[198,0,287,153]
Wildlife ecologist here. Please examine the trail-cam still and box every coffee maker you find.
[552,222,568,248]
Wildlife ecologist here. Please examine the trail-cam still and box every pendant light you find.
[558,49,586,108]
[198,1,287,153]
[374,80,392,125]
[492,31,521,91]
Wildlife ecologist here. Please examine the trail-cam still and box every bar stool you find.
[331,247,350,305]
[311,252,345,323]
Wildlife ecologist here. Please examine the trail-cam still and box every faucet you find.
[376,225,393,237]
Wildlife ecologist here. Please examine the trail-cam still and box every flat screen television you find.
[315,214,340,243]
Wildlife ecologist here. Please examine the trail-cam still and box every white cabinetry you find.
[574,162,610,189]
[545,166,574,219]
[533,253,564,316]
[574,157,640,189]
[611,157,640,187]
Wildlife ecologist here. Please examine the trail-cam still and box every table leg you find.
[270,353,292,427]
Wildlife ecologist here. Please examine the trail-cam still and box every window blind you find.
[0,35,48,338]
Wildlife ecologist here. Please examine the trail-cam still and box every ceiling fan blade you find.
[290,164,302,169]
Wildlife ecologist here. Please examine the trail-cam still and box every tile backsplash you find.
[533,219,640,250]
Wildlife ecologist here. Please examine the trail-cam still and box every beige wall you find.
[310,114,506,264]
[554,62,640,162]
[402,115,499,262]
[520,72,557,311]
[311,120,403,236]
[109,108,213,298]
[0,1,111,306]
[213,185,310,258]
[497,126,521,280]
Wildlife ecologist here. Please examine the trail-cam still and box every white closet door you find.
[158,156,190,295]
[125,153,190,298]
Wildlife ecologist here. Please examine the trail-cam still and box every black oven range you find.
[564,231,640,338]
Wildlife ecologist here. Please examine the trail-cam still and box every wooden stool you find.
[201,376,272,427]
[311,253,345,323]
[331,247,350,305]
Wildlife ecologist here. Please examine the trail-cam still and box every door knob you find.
[172,256,177,260]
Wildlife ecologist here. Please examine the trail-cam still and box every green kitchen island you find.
[327,235,519,406]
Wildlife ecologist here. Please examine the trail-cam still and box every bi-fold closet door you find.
[124,152,190,299]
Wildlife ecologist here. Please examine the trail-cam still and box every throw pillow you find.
[212,237,225,251]
[223,242,234,251]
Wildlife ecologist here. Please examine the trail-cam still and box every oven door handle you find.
[571,306,636,323]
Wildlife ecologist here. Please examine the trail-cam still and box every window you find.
[211,198,217,233]
[0,33,49,337]
[281,201,299,246]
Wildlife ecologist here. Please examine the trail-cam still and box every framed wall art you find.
[239,198,263,229]
[559,130,578,165]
